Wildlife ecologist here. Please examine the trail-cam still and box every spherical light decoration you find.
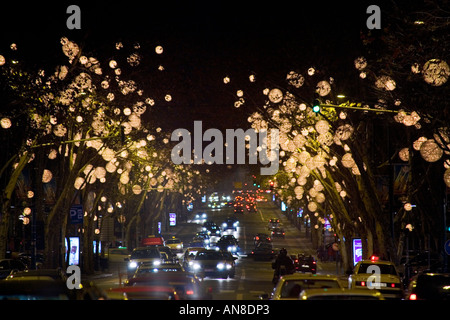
[1,117,12,129]
[422,59,450,86]
[316,81,331,97]
[42,169,53,183]
[354,57,367,70]
[286,71,304,88]
[420,139,443,162]
[335,124,354,141]
[307,201,318,212]
[315,120,330,135]
[0,55,5,66]
[268,88,283,103]
[375,75,396,91]
[155,46,163,54]
[413,136,427,151]
[132,185,142,195]
[341,153,355,168]
[404,203,412,211]
[444,168,450,187]
[399,148,410,161]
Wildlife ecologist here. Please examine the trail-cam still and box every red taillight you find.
[409,293,417,300]
[312,261,316,264]
[360,281,366,287]
[391,283,395,288]
[186,290,194,295]
[370,255,379,261]
[255,236,259,240]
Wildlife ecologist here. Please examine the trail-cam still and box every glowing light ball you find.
[354,57,367,70]
[420,139,443,162]
[444,168,450,187]
[0,55,5,66]
[42,169,53,183]
[155,46,163,54]
[422,59,450,86]
[413,136,427,151]
[1,118,11,129]
[375,75,396,91]
[315,120,330,135]
[307,202,318,212]
[399,148,410,161]
[316,81,331,97]
[341,153,355,168]
[268,88,283,103]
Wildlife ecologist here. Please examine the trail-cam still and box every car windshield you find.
[280,279,340,298]
[166,239,181,244]
[358,263,398,275]
[196,251,223,260]
[130,249,160,259]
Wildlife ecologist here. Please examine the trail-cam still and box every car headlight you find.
[222,223,227,228]
[153,260,161,266]
[128,261,138,269]
[193,263,201,270]
[217,262,225,270]
[176,244,182,249]
[226,263,232,270]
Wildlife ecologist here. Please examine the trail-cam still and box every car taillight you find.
[357,281,366,287]
[409,293,417,300]
[186,289,194,295]
[312,261,316,264]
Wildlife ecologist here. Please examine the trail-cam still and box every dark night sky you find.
[0,1,374,132]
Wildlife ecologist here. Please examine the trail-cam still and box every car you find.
[7,268,68,282]
[141,235,165,246]
[165,237,184,253]
[271,227,285,238]
[193,212,207,223]
[125,247,164,278]
[182,247,205,271]
[269,273,344,300]
[108,285,180,300]
[104,247,130,263]
[267,218,280,230]
[405,273,450,300]
[299,288,385,300]
[222,216,239,231]
[251,242,275,261]
[294,254,317,274]
[125,272,211,300]
[202,221,221,237]
[0,276,72,300]
[253,233,271,246]
[348,259,403,299]
[130,262,185,279]
[246,203,257,213]
[234,204,244,214]
[215,235,240,254]
[191,249,235,279]
[193,231,211,247]
[0,259,28,280]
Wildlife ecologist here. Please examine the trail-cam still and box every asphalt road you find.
[88,198,339,299]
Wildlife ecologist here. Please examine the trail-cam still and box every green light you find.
[312,99,321,113]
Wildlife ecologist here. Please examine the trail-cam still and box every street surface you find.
[87,200,340,300]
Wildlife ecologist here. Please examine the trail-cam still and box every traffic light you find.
[312,99,321,113]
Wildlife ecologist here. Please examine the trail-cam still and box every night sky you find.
[0,1,375,132]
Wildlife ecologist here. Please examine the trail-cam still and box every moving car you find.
[125,272,211,300]
[294,254,317,274]
[129,262,184,279]
[182,247,204,271]
[215,235,240,254]
[268,218,280,230]
[191,249,236,278]
[271,227,285,238]
[299,288,384,300]
[269,273,344,300]
[104,247,129,263]
[165,237,184,253]
[141,235,165,246]
[251,242,275,261]
[254,233,271,246]
[125,247,163,278]
[405,273,450,300]
[108,285,180,300]
[348,258,403,299]
[222,216,239,231]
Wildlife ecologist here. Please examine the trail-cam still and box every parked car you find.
[405,273,450,300]
[0,259,28,280]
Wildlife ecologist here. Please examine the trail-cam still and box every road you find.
[88,198,339,300]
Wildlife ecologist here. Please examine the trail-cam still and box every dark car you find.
[254,233,271,246]
[295,254,317,274]
[222,216,239,231]
[0,277,72,300]
[234,204,244,214]
[202,221,221,237]
[191,249,235,278]
[7,268,67,281]
[271,227,285,238]
[405,273,450,300]
[215,235,240,254]
[251,242,275,261]
[0,259,28,280]
[246,203,257,213]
